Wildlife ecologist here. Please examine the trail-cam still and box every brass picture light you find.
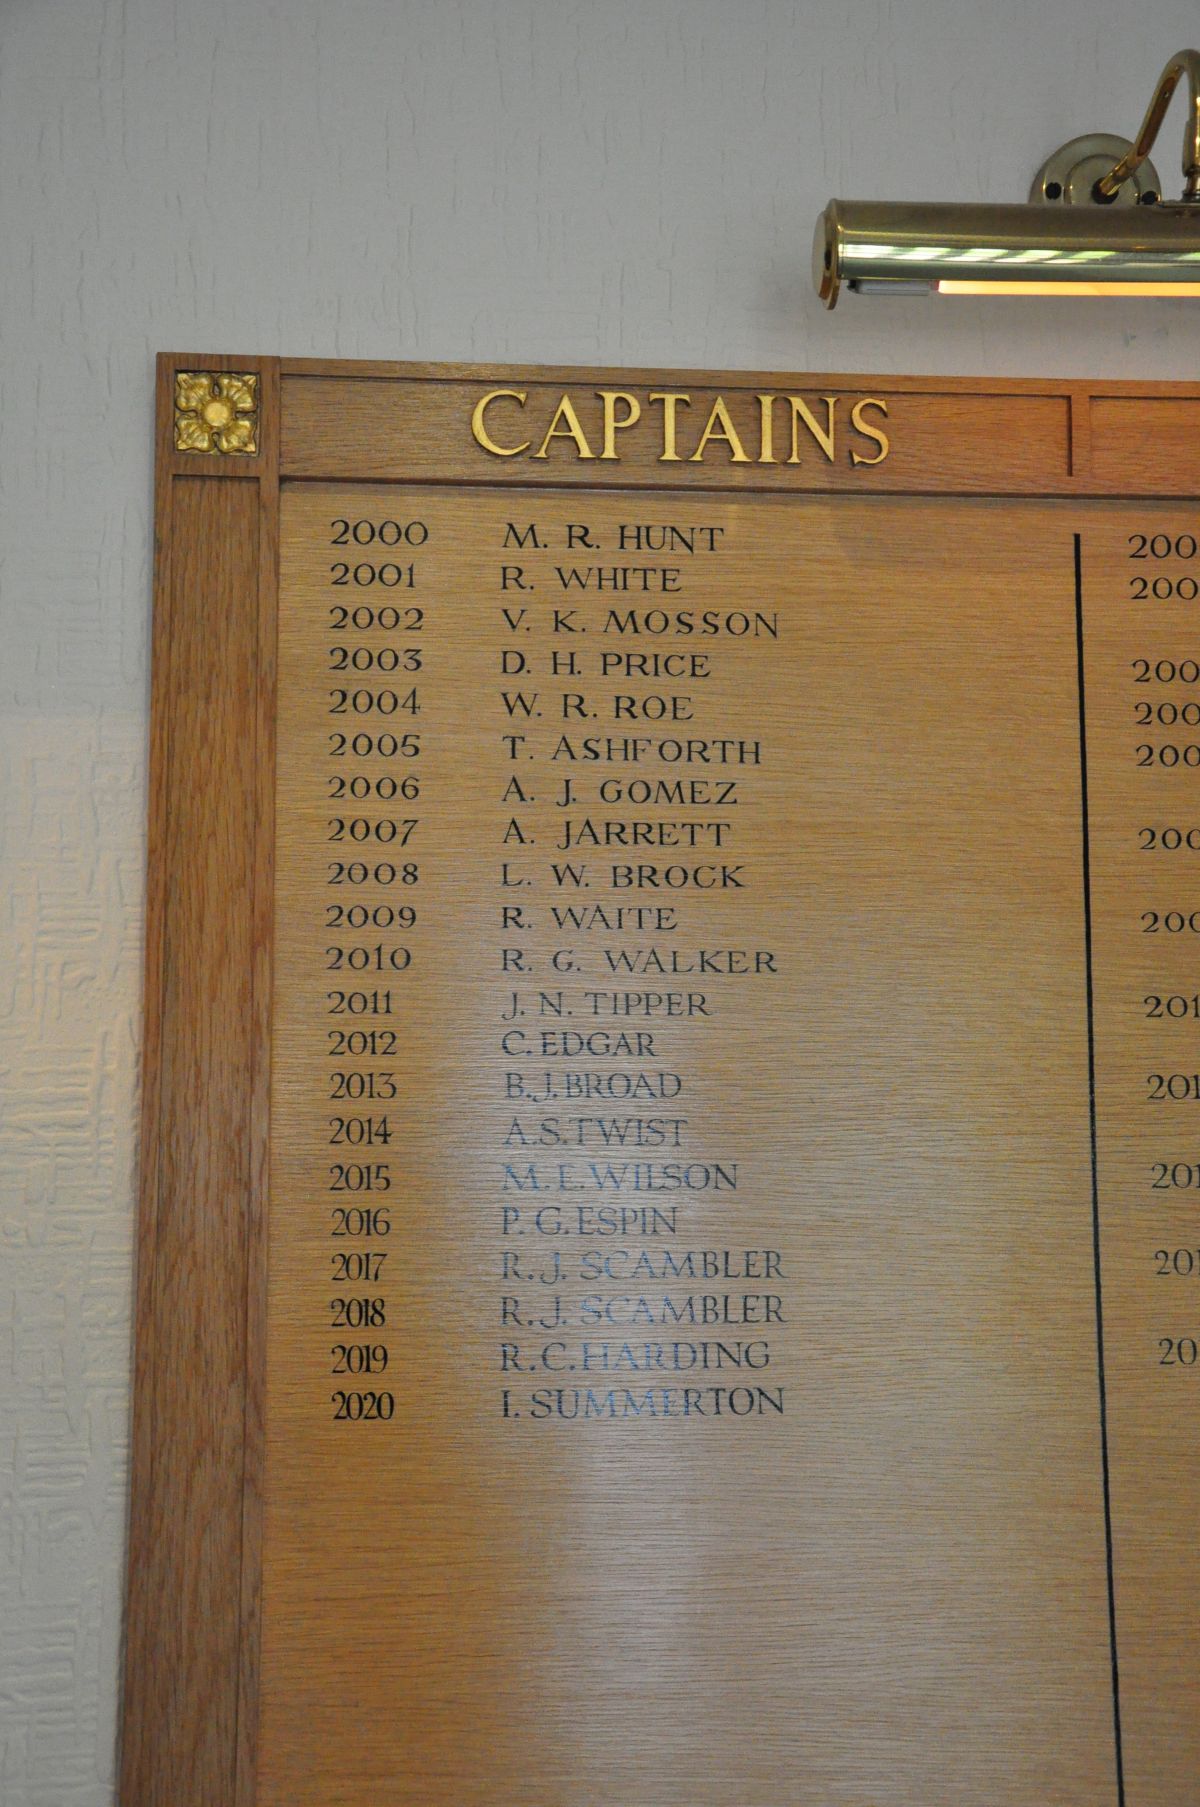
[815,48,1200,304]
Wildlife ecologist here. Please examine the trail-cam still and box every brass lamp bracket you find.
[1032,49,1200,208]
[814,46,1200,305]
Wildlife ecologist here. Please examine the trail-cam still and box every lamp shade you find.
[814,198,1200,305]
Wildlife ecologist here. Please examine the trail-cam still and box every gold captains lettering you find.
[470,388,891,467]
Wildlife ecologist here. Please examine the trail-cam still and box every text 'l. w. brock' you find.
[470,385,891,466]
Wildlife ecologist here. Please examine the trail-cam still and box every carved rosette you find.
[174,372,260,454]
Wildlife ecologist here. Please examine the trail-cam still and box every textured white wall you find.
[3,2,1199,1800]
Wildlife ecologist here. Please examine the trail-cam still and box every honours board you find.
[123,359,1200,1807]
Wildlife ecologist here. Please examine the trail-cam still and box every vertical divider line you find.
[1075,530,1126,1806]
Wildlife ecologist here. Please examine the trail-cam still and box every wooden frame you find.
[121,355,1200,1807]
[122,356,280,1807]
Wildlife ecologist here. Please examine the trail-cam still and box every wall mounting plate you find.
[1031,132,1161,206]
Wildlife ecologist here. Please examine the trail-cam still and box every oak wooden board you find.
[123,359,1200,1807]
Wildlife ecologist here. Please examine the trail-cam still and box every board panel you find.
[123,359,1200,1807]
[279,375,1073,492]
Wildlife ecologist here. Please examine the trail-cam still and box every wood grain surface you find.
[120,356,279,1807]
[125,360,1200,1807]
[276,363,1200,496]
